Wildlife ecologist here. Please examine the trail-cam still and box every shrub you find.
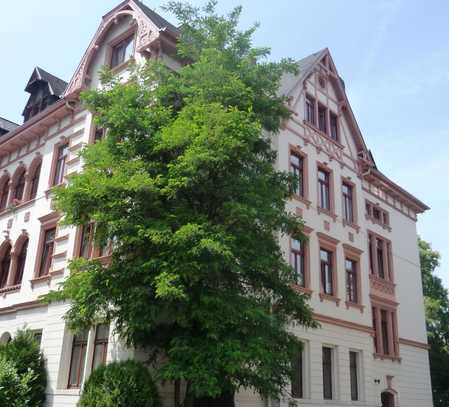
[78,360,161,407]
[0,329,47,407]
[0,356,34,407]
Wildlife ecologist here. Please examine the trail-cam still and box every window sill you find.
[0,284,21,296]
[0,198,37,218]
[30,274,51,288]
[292,194,311,209]
[319,293,340,306]
[45,183,66,198]
[342,220,360,233]
[345,301,364,313]
[291,284,313,296]
[373,352,401,363]
[303,120,344,149]
[110,57,134,75]
[317,206,337,222]
[365,214,391,232]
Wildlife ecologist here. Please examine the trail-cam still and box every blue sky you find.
[1,0,448,287]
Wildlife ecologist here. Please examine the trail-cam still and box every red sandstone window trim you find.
[368,231,394,283]
[33,212,60,279]
[289,145,310,207]
[49,140,69,188]
[317,232,339,305]
[317,163,336,220]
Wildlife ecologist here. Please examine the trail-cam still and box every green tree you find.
[419,238,449,407]
[0,330,47,407]
[0,356,34,407]
[46,1,315,404]
[78,360,162,407]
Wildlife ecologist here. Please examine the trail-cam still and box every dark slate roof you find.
[25,67,68,96]
[0,117,19,133]
[134,0,180,35]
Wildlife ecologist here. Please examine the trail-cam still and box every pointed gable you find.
[282,48,370,162]
[64,0,179,97]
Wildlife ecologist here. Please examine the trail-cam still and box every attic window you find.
[318,76,326,89]
[111,35,135,69]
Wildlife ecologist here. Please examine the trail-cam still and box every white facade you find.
[0,2,432,407]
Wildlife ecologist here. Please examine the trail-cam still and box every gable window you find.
[322,347,334,400]
[92,324,110,370]
[38,228,56,277]
[305,95,315,125]
[318,169,331,211]
[0,243,11,289]
[318,104,327,134]
[29,162,41,200]
[52,144,68,186]
[330,112,338,141]
[0,177,10,211]
[291,239,305,287]
[68,330,88,388]
[345,259,358,304]
[291,347,304,398]
[320,249,333,295]
[349,351,359,401]
[342,183,354,223]
[290,151,304,198]
[111,35,135,69]
[13,169,26,202]
[14,239,28,285]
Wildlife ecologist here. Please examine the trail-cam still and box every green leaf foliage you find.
[46,1,315,401]
[419,238,449,407]
[0,330,46,407]
[77,360,161,407]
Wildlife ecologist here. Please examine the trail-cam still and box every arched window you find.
[0,243,12,289]
[0,176,10,211]
[29,162,41,200]
[13,168,26,202]
[14,239,28,285]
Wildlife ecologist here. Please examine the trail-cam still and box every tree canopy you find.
[46,1,315,403]
[419,238,449,407]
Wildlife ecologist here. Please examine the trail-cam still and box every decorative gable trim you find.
[64,0,176,97]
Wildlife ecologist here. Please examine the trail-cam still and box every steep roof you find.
[134,0,180,35]
[0,117,19,134]
[25,67,68,96]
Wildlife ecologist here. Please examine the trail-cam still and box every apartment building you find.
[0,2,432,407]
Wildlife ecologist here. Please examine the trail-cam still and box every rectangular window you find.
[368,233,392,281]
[290,152,304,197]
[111,35,134,68]
[68,330,88,388]
[342,183,354,223]
[322,347,333,400]
[320,249,333,295]
[318,169,331,210]
[318,104,327,134]
[330,112,338,141]
[94,127,106,143]
[38,228,56,277]
[53,144,68,186]
[349,351,359,401]
[372,307,379,353]
[305,95,315,125]
[381,310,390,355]
[345,258,358,303]
[291,239,305,287]
[92,324,110,370]
[79,224,94,259]
[291,348,303,398]
[376,238,385,279]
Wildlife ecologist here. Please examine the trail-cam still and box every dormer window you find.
[111,35,135,69]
